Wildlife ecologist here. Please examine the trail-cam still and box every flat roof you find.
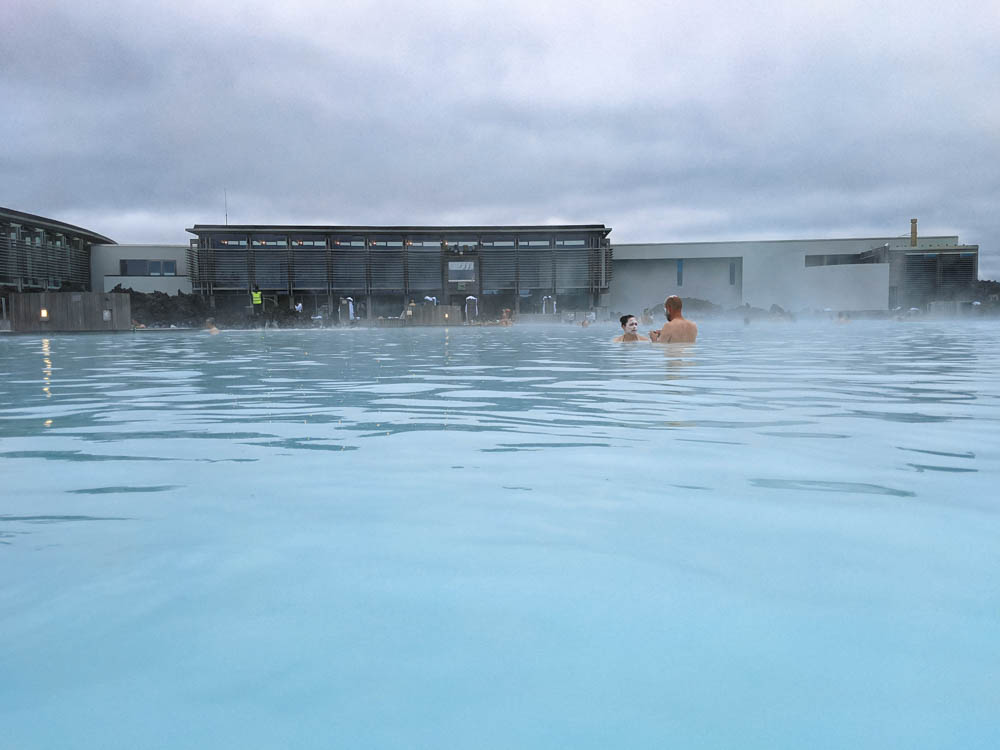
[0,206,116,245]
[187,223,611,235]
[613,235,961,247]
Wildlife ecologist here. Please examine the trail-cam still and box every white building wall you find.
[609,236,948,312]
[799,264,889,310]
[92,244,191,295]
[611,257,741,312]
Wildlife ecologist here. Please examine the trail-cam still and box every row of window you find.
[804,254,861,267]
[674,260,739,286]
[210,236,591,250]
[199,253,596,291]
[119,259,177,276]
[4,225,84,249]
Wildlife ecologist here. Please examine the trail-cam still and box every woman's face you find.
[622,316,638,334]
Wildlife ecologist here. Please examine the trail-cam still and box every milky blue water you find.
[1,321,998,749]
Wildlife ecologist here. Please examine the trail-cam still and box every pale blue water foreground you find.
[1,320,998,749]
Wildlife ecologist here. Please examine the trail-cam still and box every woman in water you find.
[613,314,649,342]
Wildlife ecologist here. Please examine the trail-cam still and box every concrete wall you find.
[610,236,943,312]
[610,257,741,312]
[92,244,190,295]
[799,264,889,310]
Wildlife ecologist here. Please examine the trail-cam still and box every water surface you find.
[2,320,998,748]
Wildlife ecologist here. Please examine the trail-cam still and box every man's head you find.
[664,296,682,319]
[619,314,638,334]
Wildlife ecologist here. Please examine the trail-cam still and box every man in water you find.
[649,295,698,343]
[613,314,649,342]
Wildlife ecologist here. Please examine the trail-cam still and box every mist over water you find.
[1,321,998,749]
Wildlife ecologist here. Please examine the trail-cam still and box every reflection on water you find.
[0,321,998,749]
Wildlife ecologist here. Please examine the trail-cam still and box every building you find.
[185,224,613,318]
[1,206,114,295]
[609,220,978,314]
[91,243,192,295]
[4,206,982,324]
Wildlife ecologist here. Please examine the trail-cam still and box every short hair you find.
[665,295,682,312]
[619,314,636,327]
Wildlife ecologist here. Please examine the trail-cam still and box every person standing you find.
[251,286,263,316]
[649,295,697,343]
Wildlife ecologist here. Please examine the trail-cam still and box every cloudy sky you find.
[3,0,998,276]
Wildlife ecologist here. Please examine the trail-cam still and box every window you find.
[121,259,148,275]
[119,259,178,276]
[291,236,325,247]
[211,236,247,248]
[333,236,366,247]
[677,259,683,287]
[448,261,475,281]
[805,253,861,267]
[481,238,514,248]
[443,238,478,251]
[252,235,286,248]
[729,262,736,285]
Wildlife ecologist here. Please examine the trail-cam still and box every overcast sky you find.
[3,0,998,276]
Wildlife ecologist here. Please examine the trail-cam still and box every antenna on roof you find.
[224,189,229,226]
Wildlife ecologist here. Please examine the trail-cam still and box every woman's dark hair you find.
[619,314,636,327]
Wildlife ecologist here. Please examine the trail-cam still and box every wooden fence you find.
[9,292,131,333]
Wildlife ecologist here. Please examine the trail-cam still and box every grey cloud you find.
[2,0,997,277]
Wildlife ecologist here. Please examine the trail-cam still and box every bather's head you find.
[664,295,682,320]
[619,315,638,334]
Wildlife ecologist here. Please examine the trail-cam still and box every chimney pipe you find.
[910,218,918,247]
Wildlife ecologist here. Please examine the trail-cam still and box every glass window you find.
[448,261,475,281]
[730,262,736,285]
[481,238,515,248]
[121,259,148,275]
[677,259,683,286]
[252,235,286,248]
[333,236,366,247]
[149,260,162,276]
[211,235,248,248]
[291,236,326,247]
[443,238,478,248]
[163,260,177,276]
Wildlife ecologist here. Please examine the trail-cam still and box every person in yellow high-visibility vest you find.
[251,286,263,315]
